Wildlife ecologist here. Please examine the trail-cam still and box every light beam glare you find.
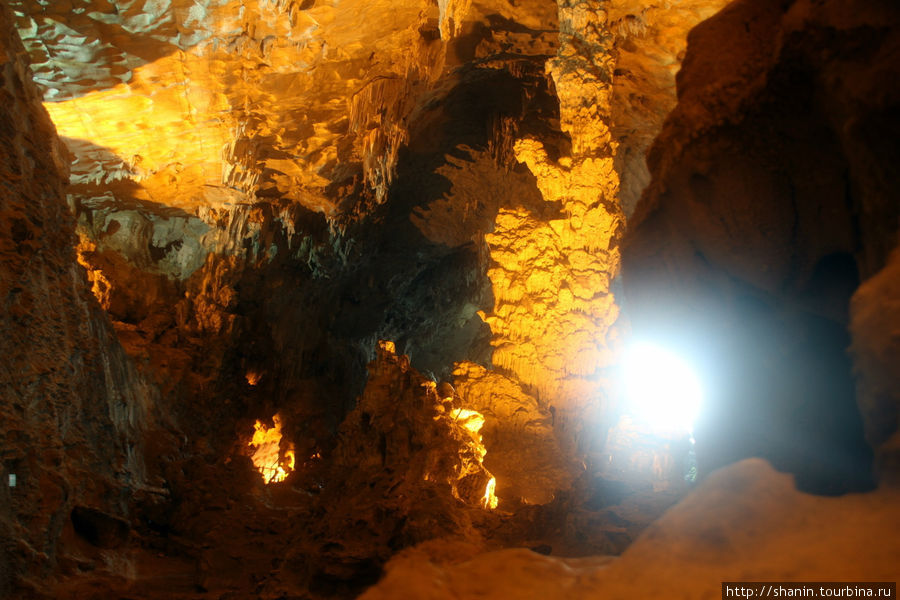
[623,342,703,435]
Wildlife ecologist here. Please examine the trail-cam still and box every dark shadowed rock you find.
[622,0,900,494]
[70,506,131,549]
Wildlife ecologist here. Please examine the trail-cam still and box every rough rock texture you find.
[608,0,729,216]
[361,459,900,600]
[8,0,561,426]
[0,15,665,591]
[29,342,501,599]
[333,341,497,512]
[452,361,576,507]
[11,0,450,212]
[0,4,154,596]
[850,248,900,484]
[8,0,900,597]
[260,342,504,598]
[478,0,728,444]
[482,0,623,446]
[5,0,715,453]
[622,0,900,493]
[0,5,727,544]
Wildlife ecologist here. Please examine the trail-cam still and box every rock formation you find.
[362,459,900,599]
[5,0,732,455]
[851,248,900,485]
[0,5,154,596]
[0,0,898,597]
[622,0,899,493]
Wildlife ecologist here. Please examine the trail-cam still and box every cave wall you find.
[0,4,155,595]
[6,0,562,437]
[358,0,900,595]
[2,0,899,596]
[609,0,729,216]
[622,0,900,492]
[4,0,730,461]
[0,0,764,574]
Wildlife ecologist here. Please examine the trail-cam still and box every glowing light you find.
[482,477,498,510]
[623,342,703,434]
[447,407,498,510]
[450,408,486,437]
[249,414,295,484]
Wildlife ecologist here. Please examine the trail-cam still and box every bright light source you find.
[623,342,703,435]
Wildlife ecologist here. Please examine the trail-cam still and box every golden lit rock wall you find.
[481,0,732,441]
[437,0,472,40]
[452,361,577,506]
[482,0,623,433]
[11,0,448,215]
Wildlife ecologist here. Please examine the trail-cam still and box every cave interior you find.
[0,0,898,598]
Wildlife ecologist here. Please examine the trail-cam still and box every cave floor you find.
[48,472,688,599]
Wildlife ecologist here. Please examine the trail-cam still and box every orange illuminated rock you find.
[334,341,499,510]
[248,413,295,484]
[16,0,456,215]
[452,361,579,506]
[482,0,624,426]
[12,0,721,449]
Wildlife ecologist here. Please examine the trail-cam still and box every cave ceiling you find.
[4,0,731,488]
[10,0,725,220]
[5,0,898,596]
[9,0,557,216]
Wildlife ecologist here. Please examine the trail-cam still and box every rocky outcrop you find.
[0,4,154,596]
[361,459,900,599]
[851,249,900,484]
[621,0,900,492]
[91,341,506,599]
[452,361,577,507]
[608,0,729,216]
[296,341,497,590]
[332,341,497,511]
[482,0,623,447]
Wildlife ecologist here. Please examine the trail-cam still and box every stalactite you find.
[437,0,473,39]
